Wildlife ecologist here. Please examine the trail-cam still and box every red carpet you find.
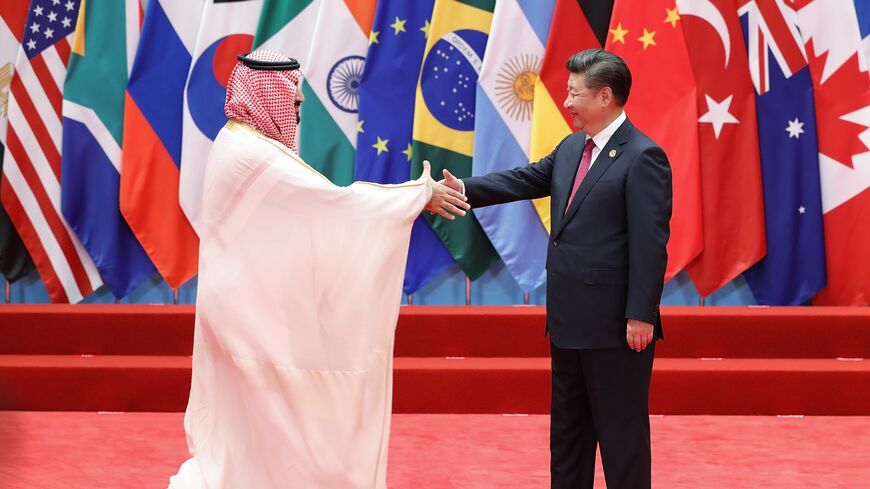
[0,412,868,488]
[1,305,869,414]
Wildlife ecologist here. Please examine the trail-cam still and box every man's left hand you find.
[626,319,654,352]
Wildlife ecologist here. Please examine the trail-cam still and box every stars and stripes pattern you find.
[1,0,102,303]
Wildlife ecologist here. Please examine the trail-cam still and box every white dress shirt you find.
[586,110,626,170]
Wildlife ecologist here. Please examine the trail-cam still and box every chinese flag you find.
[679,0,766,297]
[606,0,704,280]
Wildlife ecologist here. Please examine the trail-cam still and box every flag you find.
[739,0,825,305]
[0,152,33,283]
[253,0,320,70]
[472,0,555,292]
[296,0,376,186]
[529,0,613,234]
[410,0,499,280]
[252,0,322,152]
[179,0,263,235]
[678,0,766,297]
[0,2,31,144]
[0,1,35,282]
[606,0,703,280]
[120,0,203,289]
[355,0,454,294]
[795,0,870,305]
[61,0,153,299]
[857,0,869,66]
[1,0,102,303]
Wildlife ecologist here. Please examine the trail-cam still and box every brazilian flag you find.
[411,0,498,280]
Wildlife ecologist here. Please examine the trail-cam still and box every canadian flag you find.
[793,0,870,305]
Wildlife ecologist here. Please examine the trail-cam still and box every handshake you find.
[419,160,470,220]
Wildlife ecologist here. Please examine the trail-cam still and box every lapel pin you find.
[608,149,616,158]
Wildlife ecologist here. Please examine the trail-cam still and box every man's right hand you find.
[420,161,470,220]
[438,169,463,194]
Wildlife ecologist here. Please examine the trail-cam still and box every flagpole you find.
[173,288,179,305]
[5,280,10,304]
[523,292,530,305]
[699,297,705,306]
[406,294,414,305]
[465,277,471,306]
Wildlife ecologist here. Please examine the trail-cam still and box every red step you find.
[2,305,870,358]
[0,305,194,356]
[2,355,868,415]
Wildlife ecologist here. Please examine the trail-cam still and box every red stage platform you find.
[1,305,869,414]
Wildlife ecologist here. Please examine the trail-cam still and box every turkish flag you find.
[793,0,870,305]
[678,0,767,297]
[606,0,704,281]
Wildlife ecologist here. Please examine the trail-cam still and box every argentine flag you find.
[472,0,555,292]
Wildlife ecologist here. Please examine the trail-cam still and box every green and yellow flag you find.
[410,0,498,280]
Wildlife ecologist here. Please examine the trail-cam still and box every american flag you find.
[1,0,101,303]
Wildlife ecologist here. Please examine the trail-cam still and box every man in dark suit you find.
[441,49,672,488]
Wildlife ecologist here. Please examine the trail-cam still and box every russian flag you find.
[120,0,202,289]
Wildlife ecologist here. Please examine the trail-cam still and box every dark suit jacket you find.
[463,118,672,349]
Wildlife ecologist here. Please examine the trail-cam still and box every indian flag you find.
[296,0,376,185]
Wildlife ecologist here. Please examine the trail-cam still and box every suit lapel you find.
[551,134,585,235]
[553,119,634,239]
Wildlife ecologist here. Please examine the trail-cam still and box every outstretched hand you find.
[439,168,463,193]
[421,160,470,220]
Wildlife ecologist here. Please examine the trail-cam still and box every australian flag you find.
[355,0,454,295]
[739,1,826,305]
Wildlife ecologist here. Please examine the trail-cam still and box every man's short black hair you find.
[566,49,631,106]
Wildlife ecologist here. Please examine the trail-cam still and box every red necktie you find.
[565,138,596,214]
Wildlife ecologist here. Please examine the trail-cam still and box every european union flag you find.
[356,0,453,294]
[740,4,826,305]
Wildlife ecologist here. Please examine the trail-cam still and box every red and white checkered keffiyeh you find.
[224,50,304,153]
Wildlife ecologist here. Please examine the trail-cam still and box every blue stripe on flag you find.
[516,0,556,46]
[61,119,156,297]
[854,0,870,39]
[472,86,548,291]
[127,0,192,169]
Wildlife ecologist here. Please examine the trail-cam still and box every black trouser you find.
[549,340,655,489]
